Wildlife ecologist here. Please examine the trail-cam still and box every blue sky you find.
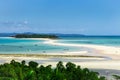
[0,0,120,35]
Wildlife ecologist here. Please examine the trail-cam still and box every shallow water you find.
[0,37,84,54]
[59,36,120,47]
[0,36,120,54]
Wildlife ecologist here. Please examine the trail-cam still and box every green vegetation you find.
[12,34,58,39]
[113,75,120,80]
[0,60,106,80]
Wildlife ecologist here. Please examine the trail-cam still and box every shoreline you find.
[41,38,120,59]
[43,38,120,55]
[10,37,120,57]
[3,37,120,59]
[11,37,120,60]
[0,37,120,73]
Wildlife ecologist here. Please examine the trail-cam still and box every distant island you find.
[11,34,58,39]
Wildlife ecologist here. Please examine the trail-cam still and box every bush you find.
[0,60,106,80]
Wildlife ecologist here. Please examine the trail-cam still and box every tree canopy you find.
[12,34,58,39]
[0,60,107,80]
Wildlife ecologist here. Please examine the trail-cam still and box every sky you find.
[0,0,120,35]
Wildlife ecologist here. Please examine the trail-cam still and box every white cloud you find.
[0,21,31,32]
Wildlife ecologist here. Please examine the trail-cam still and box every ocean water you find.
[0,37,83,54]
[0,36,120,54]
[59,36,120,47]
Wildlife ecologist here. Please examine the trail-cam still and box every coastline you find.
[44,39,120,54]
[0,37,120,76]
[5,37,120,60]
[42,38,120,59]
[30,38,120,70]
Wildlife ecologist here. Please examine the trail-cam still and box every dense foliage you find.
[12,34,58,39]
[0,60,106,80]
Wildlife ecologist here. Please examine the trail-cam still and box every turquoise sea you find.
[0,36,120,54]
[0,37,84,54]
[59,36,120,47]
